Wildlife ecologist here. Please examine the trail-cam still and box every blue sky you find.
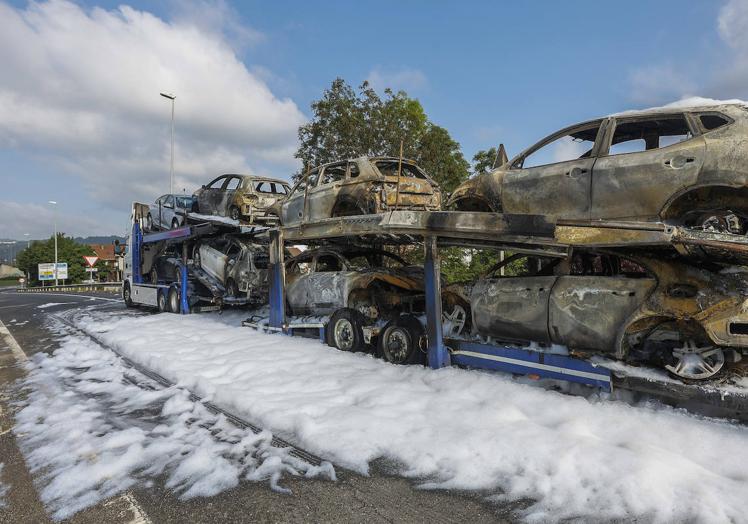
[0,0,745,239]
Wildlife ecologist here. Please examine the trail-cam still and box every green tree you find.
[16,234,95,285]
[296,78,469,193]
[471,144,508,175]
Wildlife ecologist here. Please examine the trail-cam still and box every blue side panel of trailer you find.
[449,340,612,391]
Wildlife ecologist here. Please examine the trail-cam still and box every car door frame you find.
[199,175,228,215]
[502,119,609,219]
[548,252,657,354]
[470,254,560,345]
[590,113,706,220]
[307,162,348,219]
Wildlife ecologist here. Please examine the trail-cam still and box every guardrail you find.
[16,282,122,294]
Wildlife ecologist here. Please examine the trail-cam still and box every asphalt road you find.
[0,289,513,523]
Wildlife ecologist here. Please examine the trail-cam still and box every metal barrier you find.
[17,282,122,294]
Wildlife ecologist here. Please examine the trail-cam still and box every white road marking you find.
[15,292,121,303]
[0,320,29,362]
[104,491,153,524]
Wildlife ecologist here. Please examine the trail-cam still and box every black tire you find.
[230,206,240,221]
[326,308,366,352]
[150,268,159,285]
[171,218,179,229]
[168,285,181,314]
[377,314,426,365]
[123,282,134,308]
[158,289,168,312]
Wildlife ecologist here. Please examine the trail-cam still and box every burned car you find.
[448,102,748,233]
[285,247,426,355]
[276,157,441,226]
[454,249,747,381]
[193,236,269,302]
[193,174,290,223]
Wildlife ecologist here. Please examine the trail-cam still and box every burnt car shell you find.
[448,103,748,231]
[194,174,290,223]
[284,247,425,319]
[465,249,748,380]
[277,156,442,226]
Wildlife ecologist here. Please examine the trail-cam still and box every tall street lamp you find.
[49,200,58,285]
[23,233,30,286]
[160,92,176,195]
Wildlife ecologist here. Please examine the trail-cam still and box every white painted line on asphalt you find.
[0,320,29,362]
[0,304,36,310]
[104,491,153,524]
[15,292,121,303]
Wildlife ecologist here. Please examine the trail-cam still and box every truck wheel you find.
[168,285,181,314]
[158,289,168,312]
[378,315,426,365]
[123,282,134,308]
[150,268,159,284]
[327,308,365,352]
[230,206,240,221]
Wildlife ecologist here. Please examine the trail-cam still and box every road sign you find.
[38,262,68,281]
[83,256,99,267]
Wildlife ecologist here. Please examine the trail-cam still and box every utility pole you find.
[160,92,176,195]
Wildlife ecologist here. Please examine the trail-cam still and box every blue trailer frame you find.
[262,226,612,391]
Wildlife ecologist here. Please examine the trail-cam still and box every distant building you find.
[90,244,120,281]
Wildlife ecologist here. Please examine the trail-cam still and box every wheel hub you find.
[443,304,467,337]
[384,328,410,362]
[665,339,725,380]
[334,319,354,350]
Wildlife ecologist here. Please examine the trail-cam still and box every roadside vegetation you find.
[15,234,95,286]
[297,78,517,283]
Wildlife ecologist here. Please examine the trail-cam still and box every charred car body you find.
[285,247,432,360]
[449,249,747,381]
[277,157,441,226]
[194,174,290,223]
[193,236,269,303]
[448,103,748,233]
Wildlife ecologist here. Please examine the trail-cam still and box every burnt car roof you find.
[608,101,748,120]
[218,173,290,186]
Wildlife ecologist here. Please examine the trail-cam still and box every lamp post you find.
[49,200,58,285]
[160,92,176,195]
[23,233,30,287]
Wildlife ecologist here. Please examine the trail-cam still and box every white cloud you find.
[0,0,305,220]
[0,201,118,239]
[366,67,428,94]
[627,64,698,106]
[627,0,748,105]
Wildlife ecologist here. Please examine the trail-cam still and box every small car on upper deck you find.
[448,102,748,233]
[276,156,441,226]
[193,174,290,223]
